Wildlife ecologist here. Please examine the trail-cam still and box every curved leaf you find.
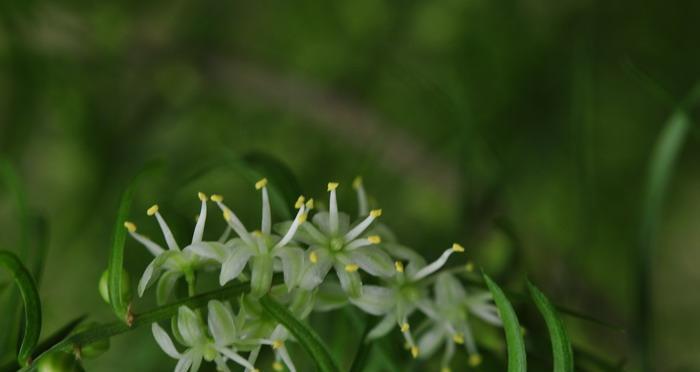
[260,295,340,372]
[527,281,573,372]
[483,273,526,372]
[108,161,163,323]
[0,251,41,367]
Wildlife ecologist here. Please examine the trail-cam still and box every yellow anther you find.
[369,209,382,218]
[309,251,318,264]
[272,361,284,371]
[452,334,464,344]
[367,235,381,244]
[395,261,404,273]
[452,243,465,252]
[146,204,159,216]
[295,195,305,209]
[123,221,136,233]
[255,178,268,190]
[345,264,359,272]
[465,261,475,272]
[197,192,208,202]
[272,340,283,350]
[327,182,339,191]
[441,368,451,372]
[400,323,410,333]
[305,198,314,209]
[410,346,419,359]
[299,212,308,223]
[352,176,363,189]
[211,194,223,202]
[468,354,482,367]
[252,230,262,237]
[223,209,232,221]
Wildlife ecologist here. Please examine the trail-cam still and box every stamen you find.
[452,334,465,344]
[211,194,223,202]
[367,235,381,244]
[126,228,164,256]
[261,185,271,234]
[395,261,404,273]
[410,346,420,359]
[274,205,306,249]
[147,205,179,251]
[468,354,482,367]
[255,178,268,190]
[344,211,381,242]
[328,182,339,233]
[353,176,368,216]
[412,246,459,281]
[192,192,208,243]
[146,204,159,216]
[294,196,305,209]
[124,221,136,233]
[309,251,318,264]
[273,362,284,371]
[344,264,359,272]
[452,243,465,252]
[198,192,208,202]
[215,202,254,246]
[305,198,314,209]
[272,340,283,350]
[400,323,410,332]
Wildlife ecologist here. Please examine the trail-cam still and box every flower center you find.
[329,237,345,252]
[202,343,218,362]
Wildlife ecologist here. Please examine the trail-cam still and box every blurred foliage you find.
[1,0,699,370]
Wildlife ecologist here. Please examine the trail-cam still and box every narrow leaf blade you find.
[527,281,573,372]
[0,251,42,367]
[260,295,340,372]
[483,273,526,372]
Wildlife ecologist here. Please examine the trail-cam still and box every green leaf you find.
[19,281,255,372]
[260,295,340,372]
[0,251,42,367]
[637,108,691,366]
[483,273,526,372]
[527,281,573,372]
[107,161,163,323]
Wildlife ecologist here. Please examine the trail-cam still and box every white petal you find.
[208,300,237,346]
[349,248,394,277]
[219,247,254,285]
[218,347,257,370]
[417,326,446,358]
[138,258,160,297]
[349,285,395,315]
[298,251,333,290]
[174,352,193,372]
[151,323,181,359]
[186,241,228,263]
[156,270,182,305]
[275,246,304,290]
[367,314,396,340]
[435,273,466,305]
[178,306,205,347]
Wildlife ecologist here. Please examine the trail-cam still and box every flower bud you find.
[36,352,84,372]
[98,269,132,305]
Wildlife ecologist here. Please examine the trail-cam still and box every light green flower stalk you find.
[350,242,465,359]
[125,193,217,302]
[293,182,395,298]
[151,305,259,372]
[193,178,308,298]
[416,272,501,371]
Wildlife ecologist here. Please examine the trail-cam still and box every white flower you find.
[192,179,308,297]
[416,273,501,370]
[125,192,218,303]
[350,242,466,359]
[292,182,395,298]
[151,304,259,372]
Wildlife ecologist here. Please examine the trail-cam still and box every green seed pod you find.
[71,322,110,359]
[36,352,84,372]
[98,268,132,305]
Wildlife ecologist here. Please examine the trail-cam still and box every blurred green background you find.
[1,0,699,371]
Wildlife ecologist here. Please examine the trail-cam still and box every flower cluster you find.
[124,177,501,371]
